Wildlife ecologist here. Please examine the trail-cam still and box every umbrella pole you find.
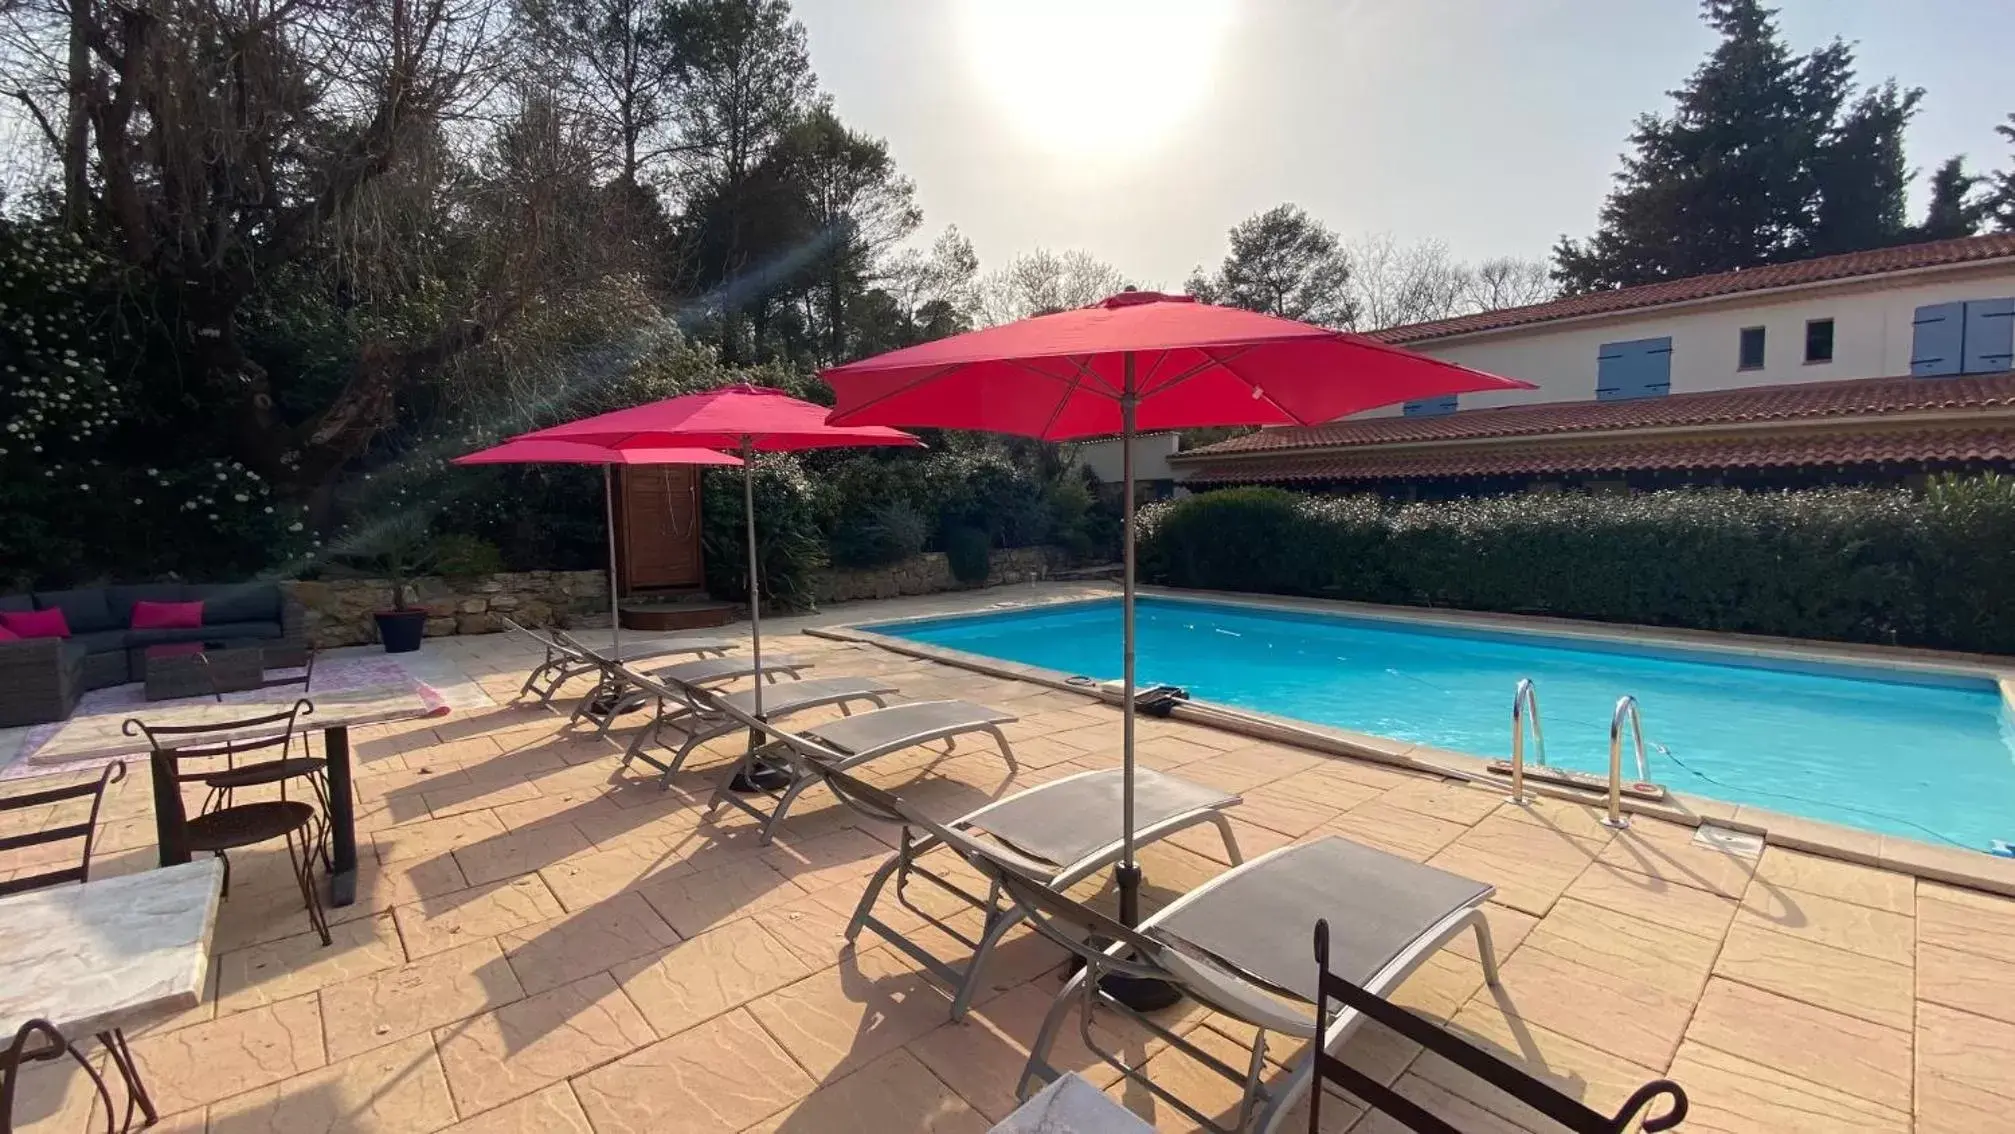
[743,440,763,714]
[604,464,622,658]
[1116,364,1141,928]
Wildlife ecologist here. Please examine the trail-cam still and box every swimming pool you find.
[865,596,2015,852]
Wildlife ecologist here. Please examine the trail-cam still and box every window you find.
[1804,318,1834,364]
[1913,299,2013,376]
[1596,337,1673,401]
[1402,394,1457,417]
[1738,326,1766,371]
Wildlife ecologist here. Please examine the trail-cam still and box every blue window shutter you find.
[1912,302,1964,376]
[1962,298,2014,374]
[1403,394,1457,417]
[1596,337,1672,401]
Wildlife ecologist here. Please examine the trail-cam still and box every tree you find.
[1912,156,1989,241]
[516,0,683,187]
[975,248,1128,325]
[1551,0,1907,292]
[1342,232,1464,330]
[1187,204,1354,328]
[1464,257,1556,311]
[1990,114,2015,233]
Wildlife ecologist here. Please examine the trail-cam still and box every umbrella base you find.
[729,765,794,793]
[585,690,652,721]
[1098,972,1186,1012]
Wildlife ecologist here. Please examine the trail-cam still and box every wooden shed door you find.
[616,466,705,592]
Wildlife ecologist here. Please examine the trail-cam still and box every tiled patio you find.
[7,589,2015,1133]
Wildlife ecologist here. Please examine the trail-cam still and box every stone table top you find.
[989,1073,1156,1134]
[29,686,433,766]
[0,859,224,1038]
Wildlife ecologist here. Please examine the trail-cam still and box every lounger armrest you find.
[1159,944,1316,1039]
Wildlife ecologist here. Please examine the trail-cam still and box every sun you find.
[955,0,1237,157]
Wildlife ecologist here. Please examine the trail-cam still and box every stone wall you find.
[285,570,609,648]
[813,547,1051,605]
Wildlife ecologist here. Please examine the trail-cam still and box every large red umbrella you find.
[452,438,741,657]
[509,385,920,711]
[825,290,1534,933]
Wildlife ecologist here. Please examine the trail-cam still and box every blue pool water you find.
[868,597,2015,851]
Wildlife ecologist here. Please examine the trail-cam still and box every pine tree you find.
[1552,0,1920,293]
[1912,156,1989,241]
[1990,114,2015,233]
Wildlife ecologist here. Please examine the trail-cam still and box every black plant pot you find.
[374,609,429,654]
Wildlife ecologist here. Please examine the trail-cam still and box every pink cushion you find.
[0,624,17,642]
[131,600,205,630]
[0,608,70,639]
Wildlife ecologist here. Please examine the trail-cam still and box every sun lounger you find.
[502,618,733,706]
[682,684,1019,845]
[970,835,1500,1134]
[844,766,1245,1020]
[566,649,809,736]
[1307,918,1688,1133]
[621,674,900,788]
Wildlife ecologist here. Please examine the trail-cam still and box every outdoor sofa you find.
[0,582,307,726]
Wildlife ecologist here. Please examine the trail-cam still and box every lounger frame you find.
[621,674,895,788]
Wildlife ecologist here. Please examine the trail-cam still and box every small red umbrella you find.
[825,291,1534,935]
[452,438,741,656]
[510,385,920,710]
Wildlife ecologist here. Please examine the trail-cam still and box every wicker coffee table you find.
[142,645,268,702]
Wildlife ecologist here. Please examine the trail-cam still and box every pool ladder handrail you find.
[1506,678,1548,806]
[1605,695,1650,829]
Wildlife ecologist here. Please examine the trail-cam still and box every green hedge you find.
[1137,477,2015,655]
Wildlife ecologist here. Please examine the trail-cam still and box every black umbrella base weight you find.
[729,765,794,793]
[1089,861,1185,1011]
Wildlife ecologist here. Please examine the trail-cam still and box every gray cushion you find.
[59,639,89,673]
[106,583,189,627]
[0,593,32,613]
[187,583,280,625]
[127,621,283,646]
[32,588,115,633]
[72,629,131,655]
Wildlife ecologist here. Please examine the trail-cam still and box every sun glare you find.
[956,0,1236,157]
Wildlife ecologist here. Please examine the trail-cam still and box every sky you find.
[792,0,2015,287]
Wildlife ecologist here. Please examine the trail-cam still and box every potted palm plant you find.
[372,529,431,653]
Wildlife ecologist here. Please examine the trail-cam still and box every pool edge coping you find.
[812,587,2015,899]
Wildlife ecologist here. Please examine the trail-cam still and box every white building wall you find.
[1075,433,1181,483]
[1357,266,2015,416]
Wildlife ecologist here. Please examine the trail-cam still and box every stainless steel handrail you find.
[1507,678,1547,805]
[1604,695,1649,829]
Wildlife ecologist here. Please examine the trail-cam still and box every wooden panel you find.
[616,466,704,592]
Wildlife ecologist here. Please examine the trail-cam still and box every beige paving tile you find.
[536,839,691,913]
[434,972,656,1116]
[373,810,508,864]
[131,994,326,1114]
[453,822,594,887]
[1285,767,1394,812]
[746,945,960,1080]
[1323,800,1469,862]
[1663,1040,1910,1134]
[1521,897,1718,990]
[634,856,807,937]
[322,938,526,1060]
[570,1007,812,1134]
[1445,904,1538,966]
[1917,1000,2015,1130]
[1377,777,1504,826]
[1592,830,1758,907]
[1229,786,1346,837]
[422,777,543,820]
[438,1084,594,1134]
[1477,942,1693,1069]
[1165,815,1292,866]
[743,1047,989,1134]
[1561,863,1739,939]
[214,914,407,1015]
[1422,1002,1664,1133]
[1918,940,2015,1027]
[497,890,681,995]
[394,875,566,959]
[1683,977,1911,1111]
[1426,839,1588,917]
[1917,881,2015,960]
[905,984,1149,1122]
[1734,880,1914,966]
[205,1032,458,1134]
[759,826,894,892]
[1349,1074,1535,1134]
[1752,845,1916,914]
[1489,794,1617,842]
[609,917,814,1038]
[1712,921,1913,1031]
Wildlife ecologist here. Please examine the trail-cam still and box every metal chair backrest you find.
[120,700,313,779]
[1308,919,1689,1134]
[0,762,125,897]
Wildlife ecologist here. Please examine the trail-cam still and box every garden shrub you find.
[829,500,930,569]
[1136,477,2015,655]
[944,525,992,584]
[702,455,827,609]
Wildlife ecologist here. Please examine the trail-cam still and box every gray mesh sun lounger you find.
[994,835,1499,1134]
[621,674,899,788]
[680,681,1020,845]
[502,617,733,706]
[567,649,809,736]
[845,766,1245,1020]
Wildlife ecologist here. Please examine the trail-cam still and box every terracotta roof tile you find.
[1365,233,2015,345]
[1180,428,2015,484]
[1176,372,2015,458]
